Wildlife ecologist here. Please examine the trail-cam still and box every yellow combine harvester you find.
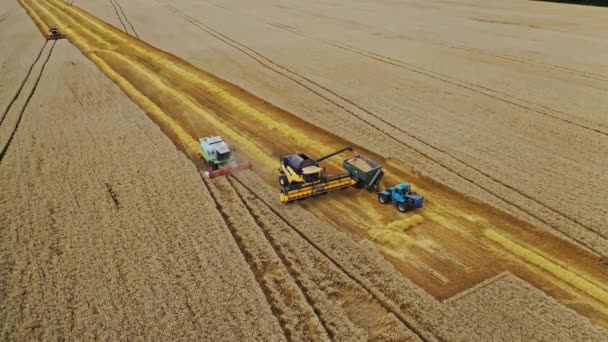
[278,146,424,212]
[47,27,66,40]
[278,146,382,203]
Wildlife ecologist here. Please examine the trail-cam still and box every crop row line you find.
[208,4,608,132]
[269,22,608,151]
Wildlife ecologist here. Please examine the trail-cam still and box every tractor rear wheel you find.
[397,202,410,212]
[378,193,390,204]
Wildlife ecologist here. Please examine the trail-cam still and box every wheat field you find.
[2,0,608,340]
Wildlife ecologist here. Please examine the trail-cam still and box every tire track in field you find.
[199,173,291,342]
[228,175,434,342]
[426,38,608,83]
[205,175,333,341]
[0,41,55,164]
[187,3,608,132]
[108,0,139,38]
[0,40,48,128]
[0,9,16,24]
[113,0,139,39]
[264,1,608,82]
[161,5,608,253]
[108,0,128,34]
[191,2,608,132]
[270,23,608,134]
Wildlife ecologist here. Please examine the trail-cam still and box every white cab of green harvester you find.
[199,136,234,168]
[198,135,253,178]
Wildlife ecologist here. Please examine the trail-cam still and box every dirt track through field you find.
[18,0,608,329]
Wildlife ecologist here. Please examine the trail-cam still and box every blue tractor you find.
[378,183,424,212]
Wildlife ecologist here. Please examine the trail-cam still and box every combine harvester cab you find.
[47,27,67,40]
[278,147,357,203]
[199,136,252,178]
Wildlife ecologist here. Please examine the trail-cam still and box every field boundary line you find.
[0,40,56,164]
[229,174,436,342]
[443,272,510,304]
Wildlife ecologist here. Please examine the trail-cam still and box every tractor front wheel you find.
[378,193,390,204]
[397,202,410,213]
[279,176,289,187]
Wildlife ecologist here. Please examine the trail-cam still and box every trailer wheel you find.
[353,180,364,189]
[279,176,289,187]
[397,202,410,213]
[378,193,390,204]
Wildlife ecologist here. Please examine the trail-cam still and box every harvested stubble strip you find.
[450,273,608,340]
[230,174,425,341]
[485,229,608,305]
[233,171,484,340]
[204,176,330,341]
